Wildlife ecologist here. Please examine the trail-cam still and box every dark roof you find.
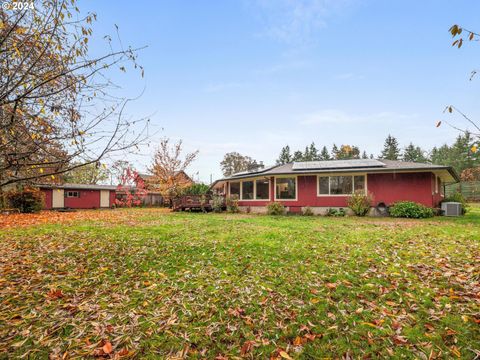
[37,183,117,190]
[213,159,459,184]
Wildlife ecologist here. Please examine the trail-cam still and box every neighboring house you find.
[211,159,459,214]
[38,184,116,209]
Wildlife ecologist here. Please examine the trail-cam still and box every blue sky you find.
[80,0,480,182]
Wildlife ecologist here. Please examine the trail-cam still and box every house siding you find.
[40,188,115,209]
[232,171,440,209]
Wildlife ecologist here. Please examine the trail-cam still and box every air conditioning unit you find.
[441,202,462,216]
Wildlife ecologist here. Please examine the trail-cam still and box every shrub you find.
[325,208,346,217]
[389,201,434,219]
[347,191,372,216]
[302,207,314,216]
[211,194,224,213]
[442,192,469,214]
[5,187,45,213]
[226,195,239,213]
[181,183,210,195]
[267,202,285,215]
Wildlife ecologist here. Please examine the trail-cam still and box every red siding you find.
[41,189,52,209]
[65,190,100,208]
[233,171,439,208]
[365,172,434,207]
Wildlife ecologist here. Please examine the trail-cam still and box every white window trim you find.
[229,177,271,201]
[274,175,298,201]
[316,173,368,197]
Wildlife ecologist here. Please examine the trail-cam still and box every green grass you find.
[1,206,479,359]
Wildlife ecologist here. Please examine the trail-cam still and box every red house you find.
[212,159,459,215]
[38,184,117,210]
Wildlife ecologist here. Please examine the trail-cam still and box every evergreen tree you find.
[380,135,401,160]
[362,151,368,159]
[276,145,292,164]
[319,146,330,160]
[292,150,304,162]
[403,143,428,163]
[307,142,319,161]
[430,133,479,174]
[331,144,339,159]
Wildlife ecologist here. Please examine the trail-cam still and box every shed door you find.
[52,189,64,208]
[100,190,110,208]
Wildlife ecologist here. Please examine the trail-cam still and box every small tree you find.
[380,135,401,160]
[115,167,147,207]
[319,146,331,160]
[63,162,109,184]
[220,152,263,177]
[276,145,292,164]
[403,143,428,163]
[149,138,198,197]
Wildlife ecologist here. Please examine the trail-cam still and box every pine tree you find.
[403,143,427,163]
[331,144,339,159]
[380,135,401,160]
[307,142,319,161]
[276,145,292,164]
[319,146,330,160]
[292,150,304,162]
[362,151,368,159]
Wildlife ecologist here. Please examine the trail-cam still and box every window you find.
[256,179,269,199]
[276,177,296,200]
[318,175,366,195]
[330,176,353,194]
[354,176,366,192]
[66,191,80,198]
[241,181,254,200]
[230,182,240,197]
[319,177,329,195]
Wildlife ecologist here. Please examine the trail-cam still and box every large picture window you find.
[318,175,366,195]
[256,179,269,200]
[230,182,240,197]
[275,177,296,200]
[241,181,254,200]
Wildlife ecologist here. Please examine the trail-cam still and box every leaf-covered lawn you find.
[1,207,479,359]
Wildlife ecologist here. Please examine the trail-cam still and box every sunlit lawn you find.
[0,206,479,359]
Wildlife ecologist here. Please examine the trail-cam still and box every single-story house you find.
[211,159,459,214]
[38,184,117,209]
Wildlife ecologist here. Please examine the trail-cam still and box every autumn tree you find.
[149,138,198,197]
[276,145,292,164]
[115,166,147,207]
[380,135,401,160]
[220,152,263,177]
[63,162,109,184]
[333,144,360,160]
[403,143,428,163]
[0,0,148,190]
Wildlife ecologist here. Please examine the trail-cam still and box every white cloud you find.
[250,0,355,44]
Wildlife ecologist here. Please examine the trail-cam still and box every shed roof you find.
[37,183,117,191]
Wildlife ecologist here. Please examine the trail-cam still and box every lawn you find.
[1,207,479,359]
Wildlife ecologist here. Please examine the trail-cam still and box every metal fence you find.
[445,181,480,201]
